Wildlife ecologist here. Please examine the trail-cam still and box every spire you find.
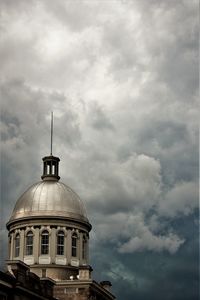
[50,111,53,155]
[41,112,60,181]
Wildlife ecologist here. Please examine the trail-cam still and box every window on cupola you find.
[52,164,55,174]
[47,165,50,174]
[26,231,33,255]
[57,231,65,255]
[14,233,20,257]
[72,233,77,257]
[41,230,49,255]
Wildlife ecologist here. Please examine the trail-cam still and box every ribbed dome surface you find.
[9,181,89,223]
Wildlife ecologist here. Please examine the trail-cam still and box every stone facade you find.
[53,266,115,300]
[7,219,89,281]
[0,260,56,300]
[54,281,114,300]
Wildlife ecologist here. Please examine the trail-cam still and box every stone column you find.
[66,229,71,264]
[34,227,40,264]
[19,229,25,260]
[7,234,10,260]
[51,227,56,264]
[64,230,67,263]
[79,233,83,264]
[77,233,80,261]
[86,236,89,264]
[10,233,14,260]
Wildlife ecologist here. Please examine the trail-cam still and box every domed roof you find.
[9,180,89,225]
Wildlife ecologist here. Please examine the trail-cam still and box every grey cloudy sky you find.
[0,1,198,299]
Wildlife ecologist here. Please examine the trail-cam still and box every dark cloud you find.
[0,1,198,300]
[90,214,198,300]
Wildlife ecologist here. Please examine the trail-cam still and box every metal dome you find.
[9,181,89,224]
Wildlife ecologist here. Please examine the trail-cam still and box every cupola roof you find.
[8,180,89,225]
[7,112,91,230]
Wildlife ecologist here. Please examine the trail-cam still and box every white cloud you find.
[118,231,184,254]
[159,181,198,217]
[92,212,184,254]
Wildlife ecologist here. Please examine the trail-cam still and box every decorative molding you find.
[56,227,67,236]
[39,226,52,235]
[39,256,51,264]
[55,256,67,265]
[24,227,35,236]
[24,256,34,265]
[14,229,21,237]
[71,258,79,267]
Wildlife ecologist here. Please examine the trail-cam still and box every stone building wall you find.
[0,260,56,300]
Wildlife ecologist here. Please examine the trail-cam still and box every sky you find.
[0,0,198,299]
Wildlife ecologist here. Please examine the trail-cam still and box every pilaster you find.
[34,227,40,264]
[10,233,14,260]
[87,236,89,263]
[51,227,56,264]
[79,233,83,264]
[66,229,71,263]
[19,229,24,260]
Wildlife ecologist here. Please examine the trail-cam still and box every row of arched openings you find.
[14,231,87,259]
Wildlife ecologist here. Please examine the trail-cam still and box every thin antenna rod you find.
[50,111,53,155]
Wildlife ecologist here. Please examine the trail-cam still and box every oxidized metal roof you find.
[9,181,89,224]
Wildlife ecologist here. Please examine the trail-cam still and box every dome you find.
[9,180,89,224]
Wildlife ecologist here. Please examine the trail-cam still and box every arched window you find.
[26,231,33,255]
[82,236,87,260]
[41,230,49,255]
[57,231,64,255]
[71,233,77,257]
[15,233,20,257]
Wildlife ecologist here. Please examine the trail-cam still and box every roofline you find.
[6,215,92,232]
[55,279,116,299]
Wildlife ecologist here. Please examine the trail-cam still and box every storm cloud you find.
[0,1,198,299]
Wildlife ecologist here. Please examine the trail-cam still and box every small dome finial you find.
[41,112,60,181]
[41,155,60,181]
